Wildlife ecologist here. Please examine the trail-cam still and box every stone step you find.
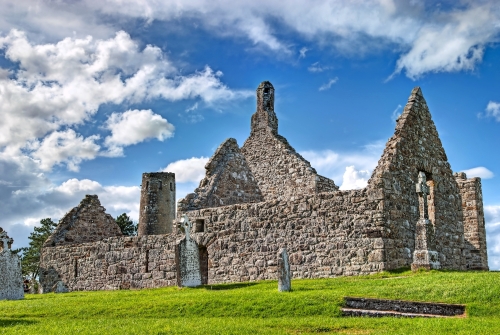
[342,297,465,318]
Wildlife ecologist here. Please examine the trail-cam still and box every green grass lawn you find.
[1,269,500,334]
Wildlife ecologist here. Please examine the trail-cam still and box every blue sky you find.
[1,0,500,269]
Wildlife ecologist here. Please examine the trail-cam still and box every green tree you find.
[17,218,58,280]
[116,213,137,236]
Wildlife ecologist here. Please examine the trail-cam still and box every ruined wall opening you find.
[145,250,149,273]
[74,258,78,278]
[195,219,205,233]
[170,182,173,191]
[199,246,208,285]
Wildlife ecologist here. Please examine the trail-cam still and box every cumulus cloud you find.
[30,130,101,171]
[485,205,500,270]
[461,167,495,179]
[2,1,497,78]
[340,166,372,190]
[162,157,209,183]
[485,101,500,121]
[0,29,250,172]
[0,159,140,249]
[301,140,384,188]
[319,77,338,91]
[104,109,175,156]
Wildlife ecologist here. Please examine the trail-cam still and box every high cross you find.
[416,171,429,220]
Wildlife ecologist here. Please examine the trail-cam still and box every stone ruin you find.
[0,228,24,300]
[39,82,489,292]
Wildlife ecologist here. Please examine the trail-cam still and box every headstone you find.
[411,172,440,271]
[52,280,69,293]
[176,215,202,287]
[0,228,24,300]
[278,247,291,292]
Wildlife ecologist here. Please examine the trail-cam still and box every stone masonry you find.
[179,138,263,211]
[44,195,122,247]
[0,228,24,300]
[39,83,489,292]
[138,172,176,235]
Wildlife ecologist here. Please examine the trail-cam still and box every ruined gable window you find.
[146,181,149,190]
[170,182,173,191]
[264,87,270,94]
[195,219,205,233]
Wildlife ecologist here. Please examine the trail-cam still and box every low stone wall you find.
[40,235,178,292]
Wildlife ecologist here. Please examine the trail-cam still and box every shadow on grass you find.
[200,282,259,290]
[0,319,38,327]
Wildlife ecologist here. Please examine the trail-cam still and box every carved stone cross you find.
[0,230,13,253]
[416,171,429,220]
[180,214,193,240]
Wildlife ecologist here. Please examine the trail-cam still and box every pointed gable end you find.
[367,87,465,270]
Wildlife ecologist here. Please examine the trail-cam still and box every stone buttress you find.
[455,172,489,270]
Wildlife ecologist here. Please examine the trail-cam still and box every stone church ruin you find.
[39,82,488,292]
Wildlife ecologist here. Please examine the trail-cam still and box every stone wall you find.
[241,81,338,202]
[44,195,122,247]
[138,172,176,235]
[178,138,263,211]
[367,87,466,270]
[40,235,178,292]
[455,172,489,270]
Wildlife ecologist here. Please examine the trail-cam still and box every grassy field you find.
[1,269,500,334]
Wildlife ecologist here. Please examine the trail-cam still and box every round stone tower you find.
[251,81,277,136]
[138,172,176,236]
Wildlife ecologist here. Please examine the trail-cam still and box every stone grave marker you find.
[0,228,24,300]
[278,247,291,292]
[176,215,202,287]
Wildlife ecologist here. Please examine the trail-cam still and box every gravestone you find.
[0,228,24,300]
[278,247,291,292]
[411,172,440,271]
[176,215,202,287]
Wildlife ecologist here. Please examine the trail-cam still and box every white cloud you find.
[340,166,372,190]
[301,141,384,187]
[485,101,500,121]
[308,62,331,73]
[391,104,403,122]
[162,157,209,183]
[0,29,250,172]
[1,2,498,79]
[485,205,500,270]
[299,47,309,58]
[319,77,338,91]
[461,167,494,179]
[104,109,175,157]
[30,130,101,171]
[394,5,500,79]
